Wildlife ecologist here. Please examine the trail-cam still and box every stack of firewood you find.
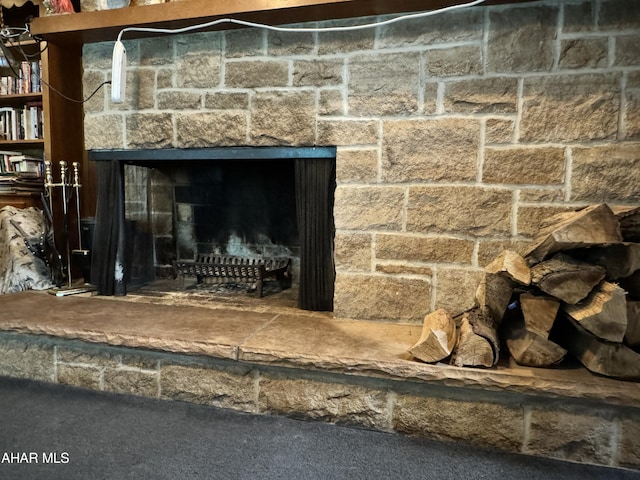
[409,203,640,381]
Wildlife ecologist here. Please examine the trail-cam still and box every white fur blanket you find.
[0,206,54,294]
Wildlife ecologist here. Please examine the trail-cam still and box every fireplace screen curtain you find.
[295,158,336,312]
[91,155,336,310]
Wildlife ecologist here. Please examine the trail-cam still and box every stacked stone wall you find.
[1,332,639,469]
[82,0,640,322]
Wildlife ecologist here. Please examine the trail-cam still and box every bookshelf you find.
[0,1,44,209]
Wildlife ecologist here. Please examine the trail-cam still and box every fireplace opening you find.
[88,147,337,312]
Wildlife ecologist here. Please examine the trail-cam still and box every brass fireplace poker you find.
[44,159,95,296]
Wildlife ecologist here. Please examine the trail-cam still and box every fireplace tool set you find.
[43,159,95,296]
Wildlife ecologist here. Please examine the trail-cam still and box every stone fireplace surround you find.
[2,0,638,471]
[82,0,640,324]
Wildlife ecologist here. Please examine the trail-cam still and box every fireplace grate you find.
[173,255,291,297]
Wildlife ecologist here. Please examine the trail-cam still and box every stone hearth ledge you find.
[1,290,639,408]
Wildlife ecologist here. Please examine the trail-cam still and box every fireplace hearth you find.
[88,147,337,311]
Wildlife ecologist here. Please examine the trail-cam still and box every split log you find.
[530,253,606,304]
[611,205,640,243]
[563,281,627,343]
[568,243,640,280]
[409,309,458,363]
[484,250,531,286]
[451,313,494,368]
[503,325,567,368]
[555,316,640,381]
[625,300,640,349]
[525,204,623,265]
[519,293,560,339]
[475,272,513,324]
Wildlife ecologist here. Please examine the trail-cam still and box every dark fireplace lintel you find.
[88,146,337,163]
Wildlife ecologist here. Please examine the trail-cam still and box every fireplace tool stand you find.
[44,160,95,297]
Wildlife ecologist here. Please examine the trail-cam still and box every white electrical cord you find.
[116,0,487,42]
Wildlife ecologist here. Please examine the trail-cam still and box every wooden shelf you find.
[0,138,44,147]
[30,0,535,45]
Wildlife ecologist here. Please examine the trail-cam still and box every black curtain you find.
[91,161,126,296]
[295,158,335,311]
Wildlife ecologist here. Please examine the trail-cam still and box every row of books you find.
[0,103,44,141]
[0,61,42,96]
[0,150,44,176]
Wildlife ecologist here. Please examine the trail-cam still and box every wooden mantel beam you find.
[30,0,536,45]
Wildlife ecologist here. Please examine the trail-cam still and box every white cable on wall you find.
[116,0,487,41]
[111,0,488,103]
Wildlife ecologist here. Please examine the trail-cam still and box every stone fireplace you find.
[82,0,640,322]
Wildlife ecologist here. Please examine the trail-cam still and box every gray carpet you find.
[0,378,637,480]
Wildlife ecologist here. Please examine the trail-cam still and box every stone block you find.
[487,6,558,73]
[334,273,431,322]
[334,186,405,231]
[558,38,608,70]
[443,78,518,114]
[626,76,640,140]
[225,60,289,88]
[485,118,515,144]
[103,368,159,398]
[156,68,173,89]
[526,407,616,465]
[392,394,524,452]
[562,1,596,33]
[0,337,54,382]
[423,83,439,115]
[225,28,264,58]
[258,375,389,429]
[292,59,343,87]
[176,111,248,147]
[334,232,372,272]
[348,52,420,116]
[250,91,315,145]
[376,234,474,264]
[126,113,174,149]
[157,91,202,110]
[177,54,222,89]
[571,143,640,202]
[56,347,121,368]
[83,41,118,69]
[598,0,640,30]
[424,45,482,77]
[520,73,620,143]
[317,120,378,146]
[614,34,640,67]
[139,36,174,66]
[482,146,565,185]
[618,416,640,469]
[318,89,344,116]
[84,115,124,150]
[434,267,484,315]
[57,364,101,390]
[160,364,256,412]
[382,118,479,183]
[406,186,512,237]
[83,70,107,113]
[336,148,378,183]
[317,18,375,54]
[204,92,249,110]
[176,32,222,56]
[267,30,314,56]
[378,9,482,47]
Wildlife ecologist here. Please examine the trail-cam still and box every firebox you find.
[88,147,337,311]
